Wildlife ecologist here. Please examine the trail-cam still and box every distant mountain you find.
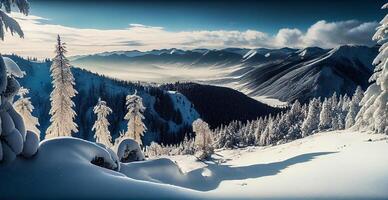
[234,45,378,103]
[70,45,377,104]
[70,47,295,68]
[9,55,278,144]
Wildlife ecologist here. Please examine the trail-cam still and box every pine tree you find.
[124,90,146,145]
[277,113,289,141]
[0,0,29,40]
[221,121,238,148]
[301,98,321,137]
[254,117,265,145]
[347,87,364,128]
[45,35,78,139]
[318,98,332,131]
[92,98,113,147]
[260,115,275,145]
[13,87,40,135]
[285,100,304,140]
[355,4,388,134]
[246,120,256,146]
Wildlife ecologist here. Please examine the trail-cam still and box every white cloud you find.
[0,13,378,59]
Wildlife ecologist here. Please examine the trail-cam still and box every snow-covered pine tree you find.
[192,118,213,160]
[0,0,29,40]
[285,100,304,140]
[241,121,250,146]
[246,120,256,146]
[318,98,332,131]
[222,121,238,148]
[342,94,350,111]
[45,35,78,139]
[13,87,40,135]
[124,90,146,145]
[254,117,265,145]
[301,98,321,137]
[331,92,338,111]
[355,4,388,134]
[260,115,275,146]
[92,98,113,147]
[346,86,364,128]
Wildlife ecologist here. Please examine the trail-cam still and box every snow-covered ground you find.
[1,130,387,199]
[161,130,388,199]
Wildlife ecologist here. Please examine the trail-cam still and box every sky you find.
[0,0,386,58]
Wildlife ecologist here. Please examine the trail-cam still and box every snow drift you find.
[0,137,200,199]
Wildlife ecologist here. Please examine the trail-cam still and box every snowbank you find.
[0,137,200,199]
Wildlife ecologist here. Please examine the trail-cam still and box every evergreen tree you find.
[254,117,265,145]
[13,87,40,135]
[92,98,113,147]
[285,100,304,140]
[124,90,146,145]
[318,98,332,131]
[355,4,388,134]
[0,0,29,40]
[260,115,274,145]
[346,86,365,128]
[45,35,78,139]
[301,98,321,137]
[246,120,256,146]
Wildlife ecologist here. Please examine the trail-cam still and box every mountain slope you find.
[161,82,282,128]
[237,45,378,103]
[70,45,377,105]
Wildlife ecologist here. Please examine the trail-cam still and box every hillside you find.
[236,45,378,103]
[162,82,282,128]
[9,55,199,145]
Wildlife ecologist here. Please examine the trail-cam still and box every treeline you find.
[214,86,364,148]
[145,86,364,157]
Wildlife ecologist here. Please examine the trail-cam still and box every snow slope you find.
[0,137,200,199]
[130,130,388,199]
[1,130,387,199]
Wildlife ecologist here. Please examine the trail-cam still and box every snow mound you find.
[0,137,198,199]
[120,158,184,184]
[114,138,145,163]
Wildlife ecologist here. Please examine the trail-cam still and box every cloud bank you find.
[0,13,378,59]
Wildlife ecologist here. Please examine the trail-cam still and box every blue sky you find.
[28,0,386,33]
[0,0,385,58]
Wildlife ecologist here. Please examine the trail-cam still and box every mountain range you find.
[70,45,378,104]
